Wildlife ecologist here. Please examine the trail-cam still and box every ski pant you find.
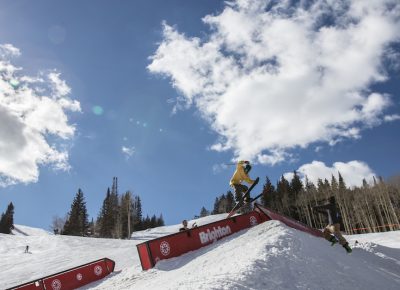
[323,223,347,245]
[231,184,248,201]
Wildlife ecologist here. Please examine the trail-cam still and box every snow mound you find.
[88,220,400,290]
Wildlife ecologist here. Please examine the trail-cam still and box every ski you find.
[248,192,263,203]
[227,177,259,218]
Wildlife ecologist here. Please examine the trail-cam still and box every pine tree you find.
[0,213,5,233]
[0,202,14,234]
[226,191,235,212]
[261,176,275,208]
[200,206,209,217]
[110,177,121,238]
[97,188,114,238]
[132,196,143,231]
[120,191,134,239]
[150,215,157,228]
[157,214,165,226]
[88,218,95,237]
[289,171,303,219]
[212,197,220,214]
[63,189,89,236]
[142,215,151,230]
[338,172,346,192]
[96,178,123,239]
[290,171,303,196]
[277,175,290,215]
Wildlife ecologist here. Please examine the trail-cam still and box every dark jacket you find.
[313,201,342,225]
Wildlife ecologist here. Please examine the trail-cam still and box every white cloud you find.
[212,163,230,174]
[285,160,376,188]
[122,146,135,159]
[0,44,80,187]
[384,114,400,122]
[148,0,400,164]
[0,44,21,57]
[314,146,323,153]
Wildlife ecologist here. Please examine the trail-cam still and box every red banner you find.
[137,210,270,270]
[8,280,44,290]
[7,258,115,290]
[254,204,323,237]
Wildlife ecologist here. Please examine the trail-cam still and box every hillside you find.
[1,217,399,289]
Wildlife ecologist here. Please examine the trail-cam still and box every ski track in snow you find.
[1,215,400,290]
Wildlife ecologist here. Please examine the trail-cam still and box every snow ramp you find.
[93,220,400,290]
[137,204,323,270]
[137,209,270,269]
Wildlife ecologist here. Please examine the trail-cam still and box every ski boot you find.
[343,243,352,254]
[242,193,251,204]
[329,235,338,246]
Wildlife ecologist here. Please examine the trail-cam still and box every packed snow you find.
[1,215,399,290]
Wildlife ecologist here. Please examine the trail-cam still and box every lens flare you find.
[92,105,104,115]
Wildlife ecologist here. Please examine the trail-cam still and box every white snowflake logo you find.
[76,273,83,281]
[250,216,258,226]
[94,265,103,276]
[51,279,62,290]
[160,241,171,256]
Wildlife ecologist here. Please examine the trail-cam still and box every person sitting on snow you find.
[230,160,255,203]
[313,196,352,253]
[179,220,197,232]
[179,220,189,231]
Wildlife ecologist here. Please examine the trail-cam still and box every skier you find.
[24,245,29,253]
[230,160,255,203]
[313,196,352,253]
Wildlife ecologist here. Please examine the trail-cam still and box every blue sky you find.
[0,0,399,230]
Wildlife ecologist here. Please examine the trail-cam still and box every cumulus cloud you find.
[148,0,400,164]
[122,146,135,159]
[0,44,80,187]
[284,160,376,187]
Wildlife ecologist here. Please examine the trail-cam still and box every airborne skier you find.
[313,196,352,253]
[230,160,256,203]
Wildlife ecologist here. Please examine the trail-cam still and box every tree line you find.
[202,172,400,234]
[57,177,164,238]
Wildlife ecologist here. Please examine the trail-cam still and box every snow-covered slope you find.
[1,217,399,289]
[0,228,138,289]
[12,224,52,237]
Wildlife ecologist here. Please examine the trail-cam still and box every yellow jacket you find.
[230,161,254,186]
